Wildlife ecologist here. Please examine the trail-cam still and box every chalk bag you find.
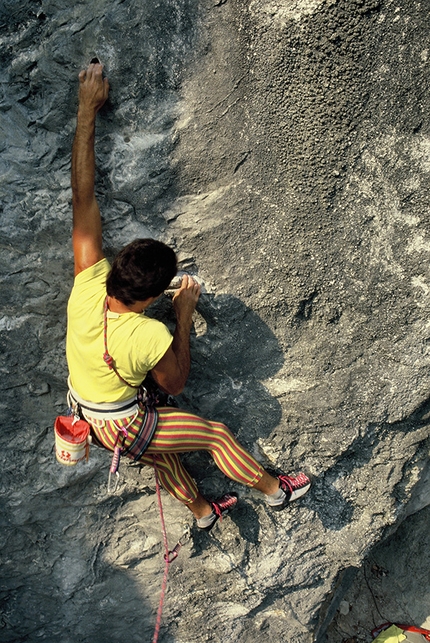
[54,415,91,466]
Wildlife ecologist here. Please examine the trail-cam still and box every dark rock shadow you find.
[308,476,355,533]
[146,291,285,545]
[0,459,178,643]
[149,292,284,444]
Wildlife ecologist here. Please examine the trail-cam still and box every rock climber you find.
[66,61,311,532]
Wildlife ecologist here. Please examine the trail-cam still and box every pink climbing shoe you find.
[267,472,311,511]
[197,492,239,531]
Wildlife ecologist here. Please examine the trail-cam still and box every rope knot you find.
[103,352,114,369]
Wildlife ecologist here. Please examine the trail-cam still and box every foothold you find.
[28,381,50,396]
[339,600,350,616]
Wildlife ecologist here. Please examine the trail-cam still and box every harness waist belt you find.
[68,377,140,420]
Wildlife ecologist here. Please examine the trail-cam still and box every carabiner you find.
[108,469,120,494]
[179,524,191,546]
[164,524,192,563]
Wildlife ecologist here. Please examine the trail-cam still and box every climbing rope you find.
[152,456,190,643]
[103,297,190,640]
[103,296,140,389]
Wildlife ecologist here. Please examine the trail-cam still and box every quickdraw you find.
[107,425,128,493]
[164,526,191,563]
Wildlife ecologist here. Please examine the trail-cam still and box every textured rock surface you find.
[326,504,430,642]
[1,0,430,642]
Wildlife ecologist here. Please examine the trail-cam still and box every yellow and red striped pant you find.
[87,406,264,504]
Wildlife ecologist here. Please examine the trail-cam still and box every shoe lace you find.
[278,475,294,494]
[279,473,308,492]
[294,472,310,486]
[211,494,236,519]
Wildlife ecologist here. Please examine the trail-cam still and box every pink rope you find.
[103,296,139,389]
[152,456,178,643]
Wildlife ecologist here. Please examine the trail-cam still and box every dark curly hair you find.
[106,239,177,306]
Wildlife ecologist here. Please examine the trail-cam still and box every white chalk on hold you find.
[164,273,206,294]
[167,275,184,290]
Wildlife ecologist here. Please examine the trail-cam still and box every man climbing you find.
[67,61,311,532]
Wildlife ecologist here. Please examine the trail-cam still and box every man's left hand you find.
[78,62,109,116]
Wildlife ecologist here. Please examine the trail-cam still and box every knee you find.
[210,421,236,443]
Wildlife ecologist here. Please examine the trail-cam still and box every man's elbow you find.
[163,380,185,397]
[151,372,186,397]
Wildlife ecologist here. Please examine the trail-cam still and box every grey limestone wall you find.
[1,1,429,642]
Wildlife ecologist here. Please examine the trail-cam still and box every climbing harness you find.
[67,380,140,418]
[152,455,191,643]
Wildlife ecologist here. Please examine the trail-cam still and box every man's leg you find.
[145,407,310,514]
[85,409,212,516]
[89,406,309,524]
[145,407,267,486]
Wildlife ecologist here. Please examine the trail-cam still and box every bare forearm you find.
[171,317,193,388]
[71,109,98,222]
[71,63,109,274]
[151,276,200,395]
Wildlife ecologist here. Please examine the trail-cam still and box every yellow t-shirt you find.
[66,258,173,403]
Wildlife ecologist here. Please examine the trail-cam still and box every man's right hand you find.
[151,275,201,396]
[78,62,109,116]
[172,275,201,321]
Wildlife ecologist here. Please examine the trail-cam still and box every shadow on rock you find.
[151,292,285,448]
[311,476,355,532]
[148,291,285,545]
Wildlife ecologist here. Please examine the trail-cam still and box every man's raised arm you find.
[71,62,109,276]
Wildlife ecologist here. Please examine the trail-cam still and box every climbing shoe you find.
[197,492,238,531]
[266,472,311,511]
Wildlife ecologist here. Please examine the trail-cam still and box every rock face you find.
[1,1,429,642]
[326,503,430,641]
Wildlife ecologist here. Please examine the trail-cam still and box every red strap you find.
[103,296,139,389]
[372,624,430,641]
[396,624,430,640]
